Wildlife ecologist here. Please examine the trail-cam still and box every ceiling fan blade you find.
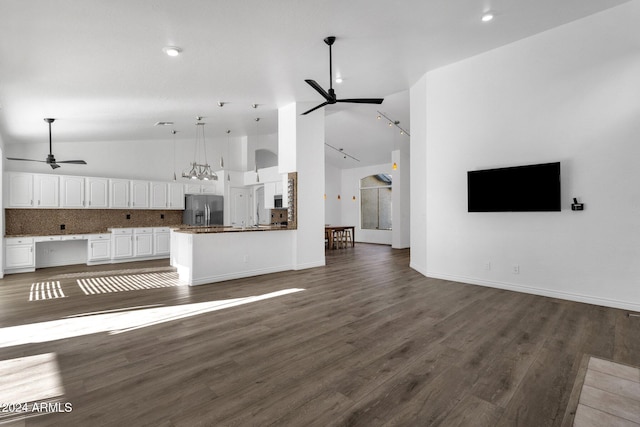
[57,160,87,164]
[337,98,384,104]
[305,80,331,101]
[6,157,46,163]
[301,102,329,115]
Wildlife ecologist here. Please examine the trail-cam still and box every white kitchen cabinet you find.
[60,175,86,208]
[131,180,150,208]
[153,227,170,255]
[86,177,109,208]
[150,182,168,208]
[184,184,202,194]
[112,228,133,259]
[5,237,35,269]
[168,183,185,209]
[134,228,153,257]
[88,234,111,261]
[201,182,219,194]
[34,174,60,207]
[6,172,34,207]
[109,179,130,208]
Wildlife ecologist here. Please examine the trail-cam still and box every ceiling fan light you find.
[163,46,182,56]
[481,12,494,22]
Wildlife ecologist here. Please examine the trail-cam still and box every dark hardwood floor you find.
[0,244,638,426]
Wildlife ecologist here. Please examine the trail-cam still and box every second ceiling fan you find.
[302,36,384,115]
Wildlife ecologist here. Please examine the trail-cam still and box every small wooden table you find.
[325,226,355,249]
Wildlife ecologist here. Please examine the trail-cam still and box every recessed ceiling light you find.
[481,12,494,22]
[163,46,182,57]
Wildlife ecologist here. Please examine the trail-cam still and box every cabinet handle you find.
[31,200,33,206]
[89,200,91,206]
[38,200,41,206]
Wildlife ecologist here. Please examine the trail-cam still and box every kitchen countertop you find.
[173,225,289,234]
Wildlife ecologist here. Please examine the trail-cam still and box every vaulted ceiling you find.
[0,0,630,168]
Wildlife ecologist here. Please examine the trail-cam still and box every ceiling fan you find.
[302,36,384,115]
[7,118,87,169]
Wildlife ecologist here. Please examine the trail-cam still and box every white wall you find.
[4,136,246,181]
[324,163,341,225]
[411,2,640,311]
[341,163,393,245]
[391,148,410,249]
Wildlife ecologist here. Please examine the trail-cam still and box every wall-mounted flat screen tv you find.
[467,162,561,212]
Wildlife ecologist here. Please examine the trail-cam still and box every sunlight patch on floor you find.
[77,272,185,295]
[29,281,65,301]
[0,352,65,406]
[1,288,305,348]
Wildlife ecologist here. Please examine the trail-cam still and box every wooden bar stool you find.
[343,228,353,247]
[333,228,345,249]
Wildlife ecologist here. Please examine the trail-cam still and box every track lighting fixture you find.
[376,111,410,136]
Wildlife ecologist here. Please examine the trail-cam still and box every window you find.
[360,174,392,230]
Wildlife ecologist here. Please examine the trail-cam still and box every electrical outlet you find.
[126,214,131,219]
[160,214,165,219]
[60,224,65,230]
[513,265,520,274]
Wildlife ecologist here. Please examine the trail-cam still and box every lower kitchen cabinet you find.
[88,234,111,262]
[112,229,134,259]
[5,237,35,270]
[154,228,170,256]
[134,228,153,257]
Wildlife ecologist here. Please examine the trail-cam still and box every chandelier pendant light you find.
[254,118,260,183]
[182,118,218,181]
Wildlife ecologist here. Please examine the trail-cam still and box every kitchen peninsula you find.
[170,226,294,286]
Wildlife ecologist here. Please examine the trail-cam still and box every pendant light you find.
[254,118,260,183]
[181,118,217,181]
[226,129,231,181]
[171,129,178,180]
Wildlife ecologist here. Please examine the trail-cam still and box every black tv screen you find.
[467,162,561,212]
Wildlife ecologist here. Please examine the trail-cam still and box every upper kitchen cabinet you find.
[60,175,86,208]
[85,177,109,208]
[185,181,221,195]
[130,180,150,208]
[150,182,184,209]
[168,182,185,209]
[5,172,59,208]
[6,172,34,207]
[109,179,130,208]
[150,182,168,208]
[34,174,60,208]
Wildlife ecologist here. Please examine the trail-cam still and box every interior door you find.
[230,187,251,227]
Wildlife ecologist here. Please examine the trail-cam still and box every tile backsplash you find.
[5,209,184,236]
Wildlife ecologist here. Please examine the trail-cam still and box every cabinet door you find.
[201,183,218,194]
[112,234,133,258]
[184,184,202,194]
[150,182,168,208]
[131,180,150,208]
[60,176,85,207]
[5,244,35,268]
[168,183,185,209]
[88,240,111,261]
[34,174,59,207]
[134,233,153,257]
[154,233,170,255]
[110,179,130,208]
[7,173,34,207]
[86,178,109,208]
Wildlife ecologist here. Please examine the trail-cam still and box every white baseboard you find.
[424,271,640,313]
[293,260,325,271]
[189,264,295,286]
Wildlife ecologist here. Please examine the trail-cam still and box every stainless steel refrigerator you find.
[183,195,224,226]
